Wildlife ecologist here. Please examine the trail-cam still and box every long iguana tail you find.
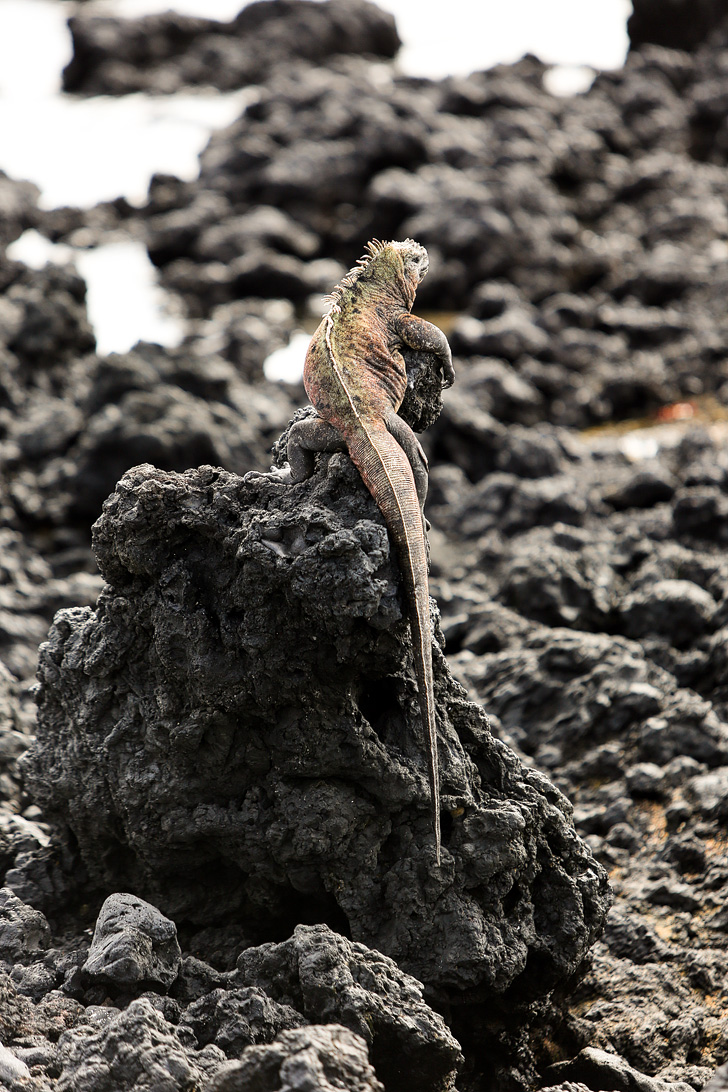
[344,422,441,865]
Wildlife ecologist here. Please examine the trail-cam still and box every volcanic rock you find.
[62,0,401,96]
[205,1024,384,1092]
[55,997,224,1091]
[82,893,182,992]
[22,454,610,999]
[233,924,462,1091]
[628,0,728,52]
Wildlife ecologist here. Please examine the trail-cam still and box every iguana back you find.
[300,239,454,864]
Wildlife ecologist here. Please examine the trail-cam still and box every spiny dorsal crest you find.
[322,238,422,316]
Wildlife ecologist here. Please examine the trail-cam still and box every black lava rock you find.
[63,0,401,96]
[205,1024,384,1092]
[23,458,610,1000]
[233,924,462,1092]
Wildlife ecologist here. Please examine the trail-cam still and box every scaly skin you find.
[285,239,454,865]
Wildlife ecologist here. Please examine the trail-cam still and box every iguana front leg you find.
[395,314,455,389]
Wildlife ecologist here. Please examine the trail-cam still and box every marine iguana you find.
[269,239,453,864]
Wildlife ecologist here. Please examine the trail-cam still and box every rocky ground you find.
[2,0,728,1089]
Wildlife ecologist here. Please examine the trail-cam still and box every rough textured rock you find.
[6,338,295,528]
[0,661,38,796]
[544,1047,694,1092]
[433,424,728,1088]
[183,297,298,383]
[179,984,306,1058]
[205,1024,384,1092]
[82,893,181,992]
[233,924,462,1092]
[63,0,401,96]
[23,457,609,999]
[55,997,224,1091]
[0,888,50,961]
[0,256,295,687]
[0,171,40,249]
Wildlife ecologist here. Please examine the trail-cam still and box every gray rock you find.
[23,460,610,998]
[603,468,677,510]
[0,889,50,960]
[56,996,224,1091]
[82,893,181,991]
[11,1036,59,1070]
[544,1046,695,1092]
[0,972,85,1064]
[493,525,622,630]
[204,1024,384,1092]
[704,1062,728,1092]
[684,767,728,819]
[458,626,728,776]
[3,263,95,370]
[0,1042,31,1085]
[8,338,295,527]
[179,985,306,1057]
[183,297,297,383]
[628,0,728,51]
[619,578,717,645]
[625,762,666,798]
[9,18,728,1092]
[540,1084,591,1092]
[63,0,401,96]
[603,911,673,964]
[0,171,39,248]
[193,207,319,264]
[233,924,462,1092]
[170,955,228,1004]
[12,959,58,1000]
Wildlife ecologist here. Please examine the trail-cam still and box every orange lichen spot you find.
[630,800,669,846]
[655,401,697,422]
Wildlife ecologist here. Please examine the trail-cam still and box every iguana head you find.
[390,238,429,287]
[364,238,429,302]
[323,238,429,316]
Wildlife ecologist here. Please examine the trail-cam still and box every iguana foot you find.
[440,352,455,389]
[243,466,293,484]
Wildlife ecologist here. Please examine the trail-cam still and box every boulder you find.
[82,893,182,992]
[23,456,610,999]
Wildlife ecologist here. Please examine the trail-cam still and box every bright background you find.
[0,0,632,354]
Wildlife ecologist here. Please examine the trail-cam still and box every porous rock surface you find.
[82,893,181,991]
[63,0,400,96]
[0,885,459,1091]
[432,421,728,1089]
[0,246,295,689]
[55,996,225,1092]
[205,1024,385,1092]
[232,924,462,1091]
[23,451,609,998]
